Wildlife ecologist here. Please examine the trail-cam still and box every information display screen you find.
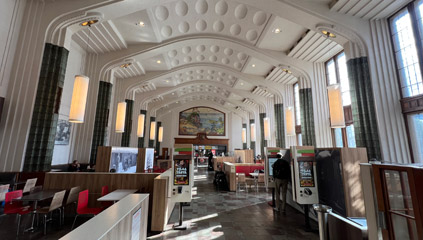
[268,158,278,177]
[298,161,315,187]
[110,147,138,173]
[174,159,190,185]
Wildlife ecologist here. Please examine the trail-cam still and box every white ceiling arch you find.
[150,92,255,118]
[138,80,268,110]
[122,63,284,99]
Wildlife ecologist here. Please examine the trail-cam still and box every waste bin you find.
[313,204,332,240]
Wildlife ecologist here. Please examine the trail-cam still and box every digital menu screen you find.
[298,161,315,187]
[174,159,190,185]
[268,158,278,177]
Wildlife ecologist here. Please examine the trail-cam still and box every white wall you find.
[0,0,25,98]
[52,41,85,165]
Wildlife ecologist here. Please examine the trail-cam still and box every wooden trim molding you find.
[401,94,423,114]
[344,105,353,125]
[174,133,229,146]
[295,125,302,134]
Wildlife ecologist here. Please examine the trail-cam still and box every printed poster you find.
[131,207,141,240]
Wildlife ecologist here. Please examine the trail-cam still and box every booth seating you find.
[213,157,236,171]
[223,163,264,191]
[235,164,264,177]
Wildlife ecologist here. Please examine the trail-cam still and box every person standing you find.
[272,151,291,214]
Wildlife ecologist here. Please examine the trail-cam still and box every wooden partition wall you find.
[151,169,174,232]
[223,162,236,191]
[234,150,254,163]
[213,157,236,170]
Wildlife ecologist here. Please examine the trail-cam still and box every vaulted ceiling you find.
[70,0,408,115]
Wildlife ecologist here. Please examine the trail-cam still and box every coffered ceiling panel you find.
[170,68,238,87]
[330,0,409,19]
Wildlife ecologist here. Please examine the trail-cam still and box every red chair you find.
[101,186,112,208]
[4,190,33,235]
[71,190,103,229]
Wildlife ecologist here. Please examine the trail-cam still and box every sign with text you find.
[174,159,190,185]
[131,207,141,240]
[298,161,315,187]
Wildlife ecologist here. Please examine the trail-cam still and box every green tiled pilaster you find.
[250,119,255,155]
[242,123,247,149]
[274,103,285,148]
[24,43,69,172]
[300,88,316,146]
[155,121,162,154]
[259,113,267,156]
[148,116,156,148]
[347,57,381,160]
[121,99,134,147]
[90,81,112,164]
[138,110,147,148]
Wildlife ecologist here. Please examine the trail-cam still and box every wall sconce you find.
[242,128,247,144]
[69,75,89,123]
[158,126,163,143]
[149,121,156,140]
[115,102,126,133]
[250,123,256,142]
[327,84,345,128]
[285,106,295,136]
[137,114,145,137]
[263,117,270,141]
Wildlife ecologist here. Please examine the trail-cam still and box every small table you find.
[97,189,138,203]
[16,190,61,231]
[249,173,260,192]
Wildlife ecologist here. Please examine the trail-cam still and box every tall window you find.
[391,0,423,163]
[325,52,356,148]
[293,83,302,146]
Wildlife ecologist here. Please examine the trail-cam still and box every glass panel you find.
[294,83,301,126]
[326,59,337,85]
[391,8,423,97]
[384,170,414,217]
[407,113,423,163]
[337,53,352,106]
[391,214,418,240]
[334,128,343,147]
[346,125,356,148]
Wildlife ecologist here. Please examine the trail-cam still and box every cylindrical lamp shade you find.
[158,126,164,143]
[242,128,247,143]
[150,121,156,140]
[115,102,127,133]
[137,114,145,137]
[250,123,256,142]
[285,107,296,136]
[327,84,345,128]
[69,75,89,123]
[263,117,271,141]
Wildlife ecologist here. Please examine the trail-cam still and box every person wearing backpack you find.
[272,150,291,214]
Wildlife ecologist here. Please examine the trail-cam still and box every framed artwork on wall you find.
[178,107,225,136]
[55,119,71,145]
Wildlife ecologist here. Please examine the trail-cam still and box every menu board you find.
[174,159,190,185]
[268,158,278,177]
[298,161,315,187]
[131,207,141,240]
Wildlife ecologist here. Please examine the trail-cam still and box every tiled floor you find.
[148,168,319,240]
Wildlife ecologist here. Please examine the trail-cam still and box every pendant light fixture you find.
[137,113,145,137]
[263,117,271,141]
[285,106,296,136]
[242,128,247,144]
[327,84,345,128]
[158,126,164,143]
[150,121,156,140]
[250,123,256,142]
[69,20,96,123]
[115,102,127,133]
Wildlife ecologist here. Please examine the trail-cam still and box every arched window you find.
[390,0,423,163]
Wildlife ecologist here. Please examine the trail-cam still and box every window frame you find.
[389,1,423,163]
[325,51,353,148]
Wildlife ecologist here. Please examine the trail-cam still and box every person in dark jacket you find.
[272,151,291,214]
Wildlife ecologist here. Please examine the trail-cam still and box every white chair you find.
[0,184,10,201]
[22,178,37,194]
[237,173,247,192]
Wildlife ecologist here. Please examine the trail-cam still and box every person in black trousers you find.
[272,151,291,214]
